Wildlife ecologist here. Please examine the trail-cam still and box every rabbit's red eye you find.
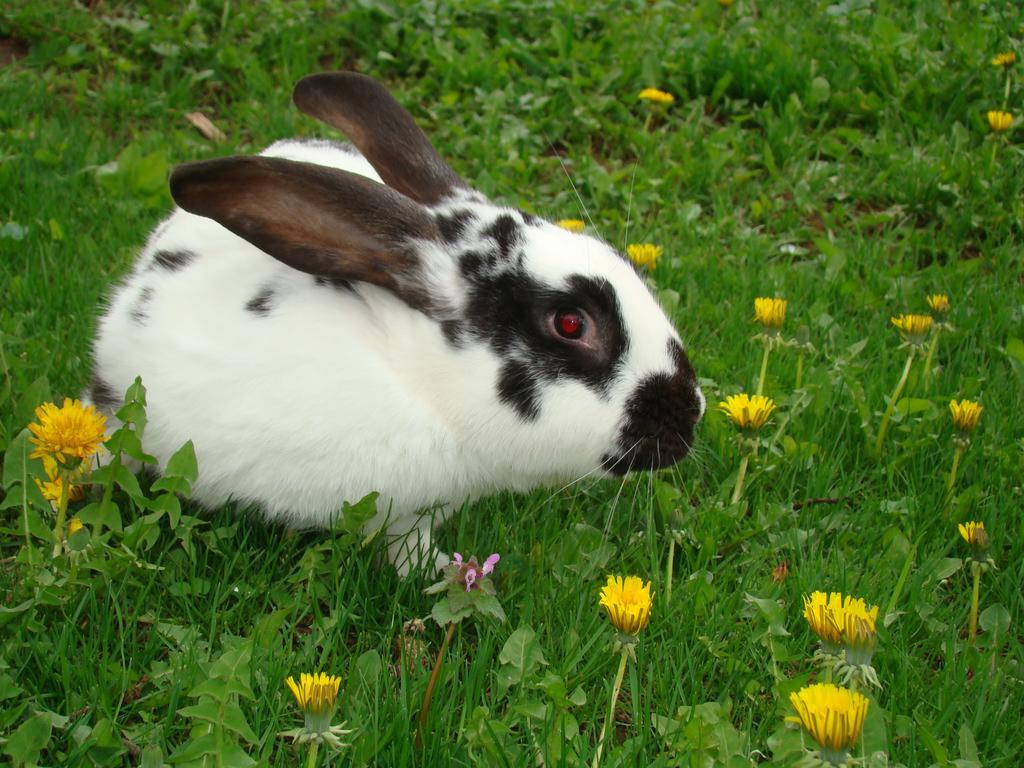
[556,310,585,339]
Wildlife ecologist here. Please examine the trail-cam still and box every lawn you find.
[1,1,1022,766]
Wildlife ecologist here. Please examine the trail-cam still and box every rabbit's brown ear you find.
[170,155,444,314]
[292,72,468,206]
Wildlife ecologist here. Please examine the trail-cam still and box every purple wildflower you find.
[482,553,500,575]
[448,552,500,591]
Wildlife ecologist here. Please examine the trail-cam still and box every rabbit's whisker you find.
[542,132,603,241]
[601,437,643,542]
[545,434,643,507]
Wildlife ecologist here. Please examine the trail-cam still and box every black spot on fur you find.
[130,287,154,323]
[89,377,119,411]
[469,272,626,387]
[455,267,628,420]
[517,209,540,226]
[458,251,486,281]
[603,339,700,475]
[246,287,275,316]
[151,249,196,271]
[436,209,477,243]
[483,214,522,260]
[314,275,354,292]
[441,320,465,347]
[497,360,540,420]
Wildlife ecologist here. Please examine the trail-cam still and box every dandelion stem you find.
[874,348,915,455]
[592,645,630,768]
[921,328,941,391]
[733,454,749,507]
[304,741,318,768]
[665,537,675,603]
[52,472,70,557]
[417,621,456,747]
[731,452,751,505]
[795,351,805,390]
[756,343,771,396]
[885,542,917,620]
[968,561,981,645]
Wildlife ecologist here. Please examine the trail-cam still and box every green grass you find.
[2,1,1023,765]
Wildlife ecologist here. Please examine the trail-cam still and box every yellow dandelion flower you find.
[637,88,674,105]
[890,313,933,346]
[556,219,586,233]
[788,683,869,760]
[958,521,987,549]
[949,399,982,433]
[841,597,879,634]
[890,313,933,337]
[803,591,844,646]
[718,393,776,431]
[803,592,878,655]
[67,517,85,536]
[286,672,341,733]
[34,455,86,506]
[35,473,85,506]
[926,294,950,315]
[992,51,1016,68]
[28,399,109,467]
[839,598,879,667]
[599,575,653,637]
[626,243,662,269]
[718,0,735,6]
[987,110,1013,133]
[754,297,787,329]
[287,672,341,714]
[843,612,876,654]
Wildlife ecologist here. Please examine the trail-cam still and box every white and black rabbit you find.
[89,72,705,571]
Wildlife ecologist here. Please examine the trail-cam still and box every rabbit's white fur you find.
[91,75,703,572]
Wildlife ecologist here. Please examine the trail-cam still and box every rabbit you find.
[88,71,705,573]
